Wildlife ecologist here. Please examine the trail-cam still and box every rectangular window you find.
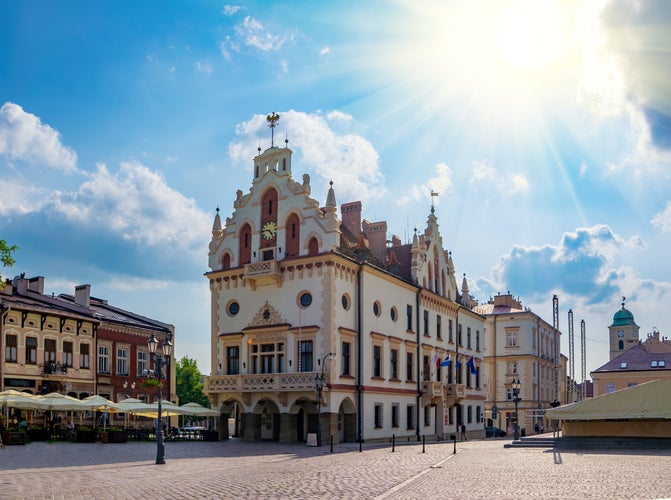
[44,339,56,363]
[476,330,480,351]
[476,405,482,423]
[373,345,382,378]
[98,345,110,373]
[506,330,519,348]
[467,405,473,423]
[407,405,415,430]
[437,315,442,339]
[390,349,398,379]
[406,352,414,381]
[341,341,351,376]
[423,310,429,336]
[424,405,431,426]
[467,327,472,349]
[227,346,240,375]
[392,403,400,428]
[299,340,313,372]
[26,337,37,365]
[605,383,617,394]
[253,342,284,374]
[63,341,73,367]
[117,347,129,376]
[5,334,17,362]
[422,355,430,381]
[406,305,413,331]
[137,350,147,376]
[374,403,383,428]
[448,319,453,343]
[458,324,463,346]
[80,343,90,369]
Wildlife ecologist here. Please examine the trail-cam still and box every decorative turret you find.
[211,207,223,240]
[608,297,640,360]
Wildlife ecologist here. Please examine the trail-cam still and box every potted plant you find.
[76,426,97,443]
[28,426,49,441]
[107,426,128,443]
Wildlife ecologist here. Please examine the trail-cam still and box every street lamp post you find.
[147,333,172,465]
[315,352,333,447]
[512,378,522,441]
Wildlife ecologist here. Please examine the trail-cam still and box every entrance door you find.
[261,407,274,440]
[297,408,305,442]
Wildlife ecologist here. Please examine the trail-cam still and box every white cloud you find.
[0,102,78,172]
[236,15,288,52]
[228,110,384,202]
[46,161,211,251]
[320,46,331,56]
[651,201,671,233]
[223,5,242,16]
[395,162,453,207]
[194,61,213,75]
[468,160,529,196]
[326,110,353,123]
[0,178,46,215]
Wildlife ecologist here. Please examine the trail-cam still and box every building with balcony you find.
[476,293,563,435]
[205,132,485,444]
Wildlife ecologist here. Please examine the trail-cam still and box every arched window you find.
[222,253,231,270]
[308,237,319,256]
[618,339,624,350]
[285,213,300,257]
[262,188,278,219]
[239,224,252,265]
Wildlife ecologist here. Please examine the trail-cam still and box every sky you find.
[1,0,670,381]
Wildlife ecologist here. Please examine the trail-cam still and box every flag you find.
[440,355,451,367]
[432,353,440,366]
[467,356,478,375]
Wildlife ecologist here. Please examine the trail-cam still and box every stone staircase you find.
[504,435,671,450]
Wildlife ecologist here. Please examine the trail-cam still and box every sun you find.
[495,0,570,71]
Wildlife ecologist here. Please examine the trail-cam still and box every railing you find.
[205,372,318,393]
[445,383,465,399]
[244,260,280,277]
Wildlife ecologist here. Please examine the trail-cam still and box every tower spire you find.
[430,190,439,214]
[266,112,280,147]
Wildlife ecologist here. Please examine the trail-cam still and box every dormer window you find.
[620,362,627,369]
[660,360,666,367]
[651,360,658,367]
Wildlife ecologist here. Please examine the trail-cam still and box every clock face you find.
[617,330,624,337]
[261,221,277,240]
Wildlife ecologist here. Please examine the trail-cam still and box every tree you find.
[175,356,209,407]
[0,240,18,288]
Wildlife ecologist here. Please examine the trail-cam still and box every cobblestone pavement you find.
[1,438,670,499]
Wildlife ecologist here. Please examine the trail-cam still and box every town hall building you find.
[204,118,486,444]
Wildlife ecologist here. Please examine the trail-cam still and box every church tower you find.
[608,298,640,360]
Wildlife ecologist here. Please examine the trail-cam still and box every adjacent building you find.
[1,274,175,415]
[476,293,563,435]
[204,136,486,444]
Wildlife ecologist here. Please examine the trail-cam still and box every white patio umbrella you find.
[34,392,87,411]
[180,402,220,430]
[134,400,192,418]
[0,390,44,423]
[81,395,121,431]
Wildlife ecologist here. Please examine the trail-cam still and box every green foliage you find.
[0,240,18,287]
[176,356,209,407]
[141,378,163,389]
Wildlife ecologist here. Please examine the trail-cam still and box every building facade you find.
[592,302,670,397]
[476,293,563,435]
[1,275,176,417]
[204,137,486,444]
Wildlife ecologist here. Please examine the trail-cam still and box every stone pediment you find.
[249,302,286,327]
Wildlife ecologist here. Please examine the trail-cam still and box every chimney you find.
[341,201,362,238]
[28,276,45,294]
[362,219,388,262]
[75,284,91,307]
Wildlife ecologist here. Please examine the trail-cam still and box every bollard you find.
[392,434,395,452]
[359,438,362,453]
[330,434,333,453]
[422,434,425,453]
[451,434,456,454]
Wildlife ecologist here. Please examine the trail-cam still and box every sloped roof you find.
[592,344,671,373]
[546,379,671,420]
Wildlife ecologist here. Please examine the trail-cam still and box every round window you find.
[342,294,350,310]
[228,301,240,316]
[300,292,313,308]
[390,307,397,322]
[373,301,381,317]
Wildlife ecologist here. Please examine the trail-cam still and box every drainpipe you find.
[492,314,497,427]
[415,289,421,441]
[0,303,8,391]
[356,263,363,445]
[455,306,460,437]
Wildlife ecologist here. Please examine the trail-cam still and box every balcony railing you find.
[243,260,282,288]
[41,361,68,375]
[205,372,319,393]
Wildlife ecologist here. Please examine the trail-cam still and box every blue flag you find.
[440,355,451,367]
[467,356,478,375]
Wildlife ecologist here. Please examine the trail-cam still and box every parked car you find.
[485,426,507,437]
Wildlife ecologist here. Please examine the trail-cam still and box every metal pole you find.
[316,379,322,447]
[452,434,456,454]
[156,357,165,464]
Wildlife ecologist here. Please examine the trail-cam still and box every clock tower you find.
[608,297,640,360]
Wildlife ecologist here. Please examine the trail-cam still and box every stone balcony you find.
[205,372,319,394]
[244,260,282,289]
[421,381,465,405]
